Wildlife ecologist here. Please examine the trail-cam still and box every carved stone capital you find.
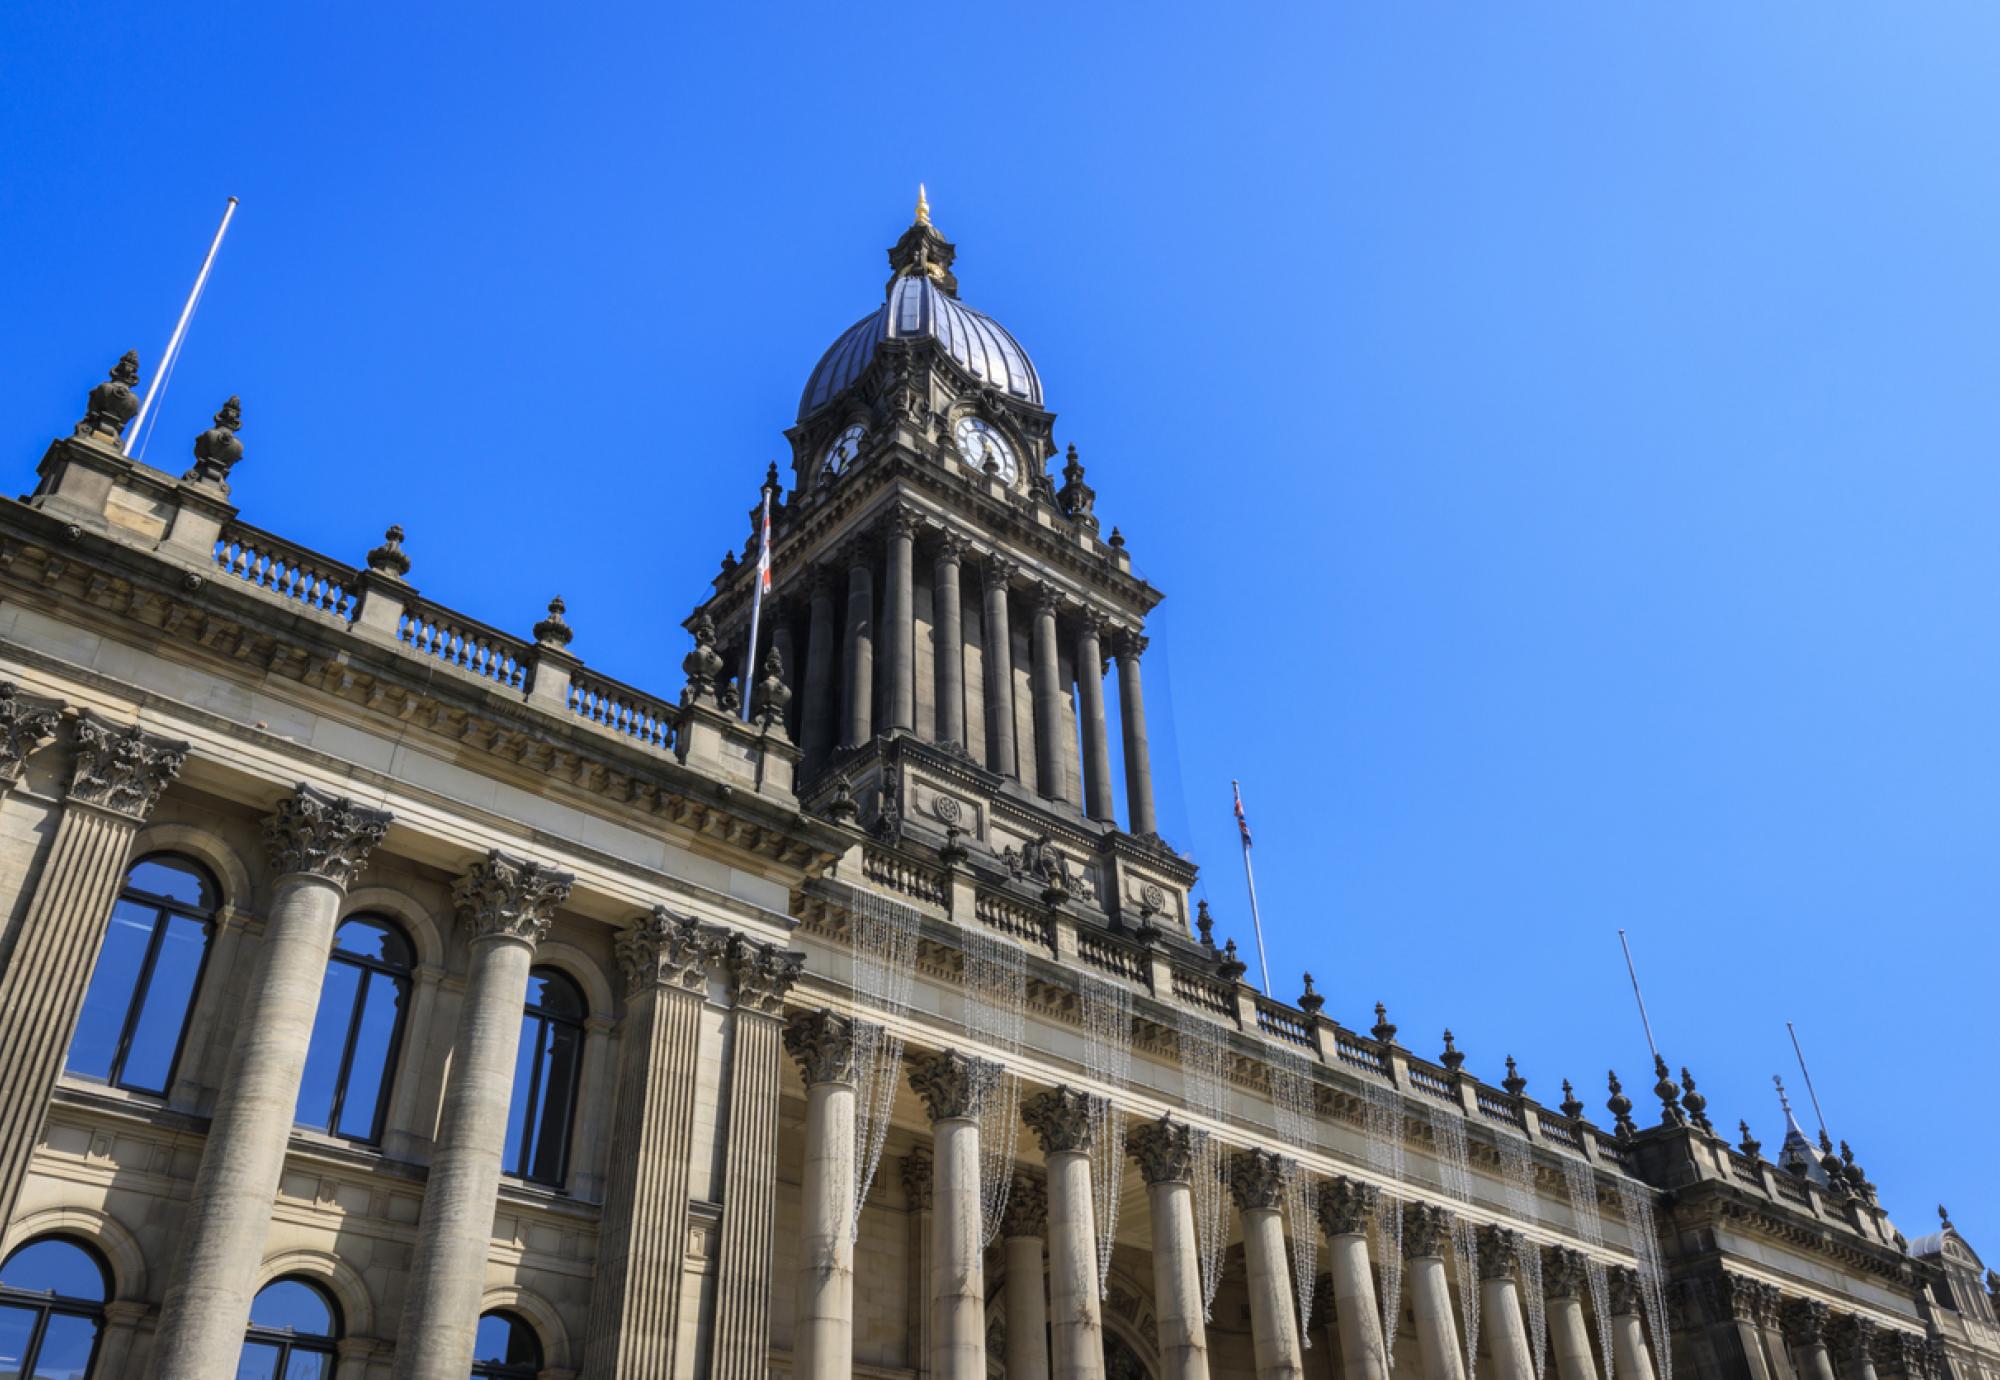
[1711,1271,1761,1324]
[1113,629,1150,661]
[1477,1225,1522,1281]
[902,1146,934,1211]
[885,506,920,541]
[1227,1149,1293,1212]
[1403,1202,1454,1259]
[1785,1299,1830,1347]
[1127,1116,1200,1185]
[785,1008,860,1088]
[1021,1086,1099,1155]
[1001,1170,1048,1238]
[1032,583,1061,618]
[453,850,573,948]
[262,783,391,887]
[0,684,62,786]
[1542,1246,1587,1300]
[934,532,964,568]
[907,1049,1000,1123]
[982,558,1017,593]
[66,711,188,821]
[1317,1175,1380,1238]
[1606,1265,1642,1317]
[616,906,720,994]
[1750,1281,1784,1329]
[725,931,804,1014]
[844,536,880,572]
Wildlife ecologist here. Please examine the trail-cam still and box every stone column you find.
[151,786,391,1380]
[712,934,806,1380]
[801,568,837,771]
[909,1050,1001,1379]
[392,851,573,1380]
[1476,1226,1536,1380]
[1541,1247,1600,1380]
[1231,1150,1306,1380]
[885,509,917,733]
[1838,1318,1880,1380]
[1404,1203,1466,1380]
[1128,1117,1211,1380]
[903,1147,935,1372]
[1023,1086,1105,1380]
[581,908,723,1379]
[1003,1172,1051,1380]
[1030,587,1067,802]
[1607,1268,1658,1380]
[1710,1273,1775,1380]
[1113,632,1157,837]
[1755,1283,1800,1380]
[934,535,967,749]
[0,711,184,1229]
[1786,1302,1838,1380]
[1318,1177,1388,1380]
[786,1010,862,1380]
[982,559,1018,777]
[1076,618,1115,823]
[842,543,876,749]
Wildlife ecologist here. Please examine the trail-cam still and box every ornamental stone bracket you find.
[66,710,188,821]
[262,783,392,886]
[454,849,575,947]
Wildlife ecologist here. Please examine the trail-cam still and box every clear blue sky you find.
[5,5,1995,1243]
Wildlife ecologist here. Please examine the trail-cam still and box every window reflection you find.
[295,916,413,1143]
[502,968,585,1188]
[0,1237,107,1380]
[470,1309,541,1378]
[235,1276,338,1380]
[67,855,217,1096]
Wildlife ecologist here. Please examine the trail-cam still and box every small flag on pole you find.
[754,489,774,595]
[1231,780,1273,994]
[739,481,775,722]
[1233,783,1253,848]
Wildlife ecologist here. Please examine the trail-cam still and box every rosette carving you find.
[453,850,573,947]
[67,711,188,821]
[262,783,391,886]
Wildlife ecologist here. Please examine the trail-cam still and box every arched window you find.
[0,1236,108,1379]
[295,916,414,1143]
[503,968,585,1187]
[470,1309,542,1378]
[68,854,218,1095]
[236,1277,339,1379]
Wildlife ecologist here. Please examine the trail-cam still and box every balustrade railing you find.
[1076,930,1148,985]
[396,598,531,689]
[1771,1171,1811,1206]
[568,669,678,752]
[1170,966,1237,1021]
[974,891,1056,955]
[1475,1085,1525,1128]
[1726,1151,1763,1187]
[212,524,360,621]
[1537,1115,1584,1151]
[1590,1130,1632,1170]
[1406,1061,1457,1103]
[1333,1027,1391,1078]
[862,847,947,907]
[1255,1000,1315,1050]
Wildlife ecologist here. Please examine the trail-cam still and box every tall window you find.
[235,1278,338,1380]
[295,916,413,1143]
[470,1310,541,1379]
[502,968,585,1187]
[67,855,217,1095]
[0,1237,107,1380]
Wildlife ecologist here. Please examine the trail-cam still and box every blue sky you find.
[4,4,1996,1241]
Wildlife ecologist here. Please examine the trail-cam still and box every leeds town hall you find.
[0,198,1990,1380]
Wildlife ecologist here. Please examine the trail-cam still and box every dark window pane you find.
[333,973,405,1141]
[0,1241,106,1302]
[524,969,583,1020]
[333,918,411,969]
[65,902,157,1082]
[231,1340,280,1380]
[30,1313,97,1380]
[247,1279,334,1336]
[294,961,362,1133]
[0,1304,37,1376]
[528,1020,581,1185]
[472,1311,541,1367]
[502,1017,542,1177]
[117,913,208,1093]
[125,856,214,910]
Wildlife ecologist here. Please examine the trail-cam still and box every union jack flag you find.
[754,488,773,593]
[1233,780,1252,848]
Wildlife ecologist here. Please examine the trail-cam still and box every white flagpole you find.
[739,484,773,722]
[1234,779,1273,995]
[1618,928,1660,1061]
[128,196,239,461]
[1786,1021,1832,1142]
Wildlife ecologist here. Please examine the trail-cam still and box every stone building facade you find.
[0,197,1991,1380]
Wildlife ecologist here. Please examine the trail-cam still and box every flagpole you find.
[1786,1021,1831,1142]
[1233,779,1273,995]
[128,196,239,461]
[1618,928,1660,1061]
[739,483,773,722]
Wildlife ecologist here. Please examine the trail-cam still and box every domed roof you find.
[798,194,1042,420]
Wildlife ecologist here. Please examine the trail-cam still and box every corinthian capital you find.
[982,558,1017,593]
[1477,1224,1522,1281]
[1317,1175,1380,1237]
[1001,1171,1048,1238]
[1606,1265,1642,1316]
[1228,1149,1293,1212]
[454,850,573,947]
[0,684,61,787]
[1785,1299,1830,1347]
[1542,1245,1587,1300]
[785,1008,860,1088]
[1021,1086,1099,1155]
[907,1049,1000,1123]
[616,906,721,994]
[263,784,392,887]
[1403,1201,1453,1259]
[1113,629,1149,660]
[67,711,188,821]
[1127,1116,1201,1186]
[725,930,804,1014]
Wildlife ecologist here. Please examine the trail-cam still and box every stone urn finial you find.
[752,647,791,728]
[1502,1055,1526,1097]
[1298,972,1323,1016]
[533,597,573,650]
[682,613,724,704]
[1195,898,1215,948]
[1439,1030,1465,1073]
[1371,1001,1398,1045]
[1652,1053,1685,1127]
[185,395,244,485]
[1559,1078,1584,1121]
[1679,1065,1713,1133]
[1607,1069,1637,1139]
[366,525,412,578]
[77,351,142,441]
[1737,1120,1762,1159]
[1217,937,1247,982]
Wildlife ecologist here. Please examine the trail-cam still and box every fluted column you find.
[1113,632,1157,836]
[1023,1087,1105,1380]
[1477,1226,1536,1380]
[885,509,917,732]
[1756,1284,1800,1380]
[1319,1177,1389,1380]
[392,852,573,1380]
[0,711,184,1230]
[910,1050,1000,1379]
[934,535,966,749]
[1232,1150,1305,1380]
[842,543,876,748]
[801,568,837,771]
[1711,1274,1775,1380]
[1128,1117,1211,1380]
[1076,618,1115,823]
[152,786,391,1380]
[712,934,806,1379]
[982,559,1019,777]
[1607,1268,1659,1380]
[786,1010,862,1380]
[1003,1172,1051,1380]
[1542,1248,1600,1380]
[1030,586,1067,801]
[582,909,720,1378]
[1405,1203,1466,1380]
[1787,1302,1838,1380]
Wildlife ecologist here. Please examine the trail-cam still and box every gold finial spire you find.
[915,183,931,227]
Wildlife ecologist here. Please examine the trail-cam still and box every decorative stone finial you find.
[1652,1053,1686,1127]
[752,647,791,729]
[366,525,411,578]
[76,351,141,441]
[763,459,780,495]
[1738,1120,1763,1159]
[185,395,244,485]
[533,596,574,650]
[1439,1030,1465,1073]
[1195,898,1215,948]
[1819,1130,1846,1189]
[1607,1069,1637,1139]
[681,613,724,705]
[915,182,931,227]
[1057,443,1099,531]
[1559,1079,1584,1121]
[1298,973,1324,1016]
[1108,525,1126,549]
[1679,1066,1712,1133]
[1217,937,1247,982]
[1502,1055,1526,1097]
[1941,1204,1955,1230]
[1371,1002,1398,1045]
[820,776,858,826]
[886,192,958,295]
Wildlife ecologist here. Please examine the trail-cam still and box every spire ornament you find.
[1559,1079,1585,1121]
[1502,1056,1526,1097]
[76,351,141,441]
[1056,443,1099,532]
[1652,1054,1686,1127]
[1679,1066,1713,1133]
[1298,973,1324,1016]
[1195,898,1215,949]
[532,596,574,650]
[1439,1030,1465,1073]
[365,525,412,578]
[915,182,931,227]
[185,395,244,485]
[1217,937,1247,982]
[1371,1002,1398,1045]
[1607,1069,1637,1139]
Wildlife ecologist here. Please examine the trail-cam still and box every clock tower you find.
[691,192,1199,942]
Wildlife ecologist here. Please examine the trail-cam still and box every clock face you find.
[822,423,866,475]
[954,416,1018,485]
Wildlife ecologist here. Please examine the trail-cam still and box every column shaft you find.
[982,564,1018,777]
[1548,1298,1600,1380]
[795,1080,857,1379]
[843,551,875,748]
[934,543,966,748]
[1328,1234,1388,1380]
[712,1008,788,1380]
[1045,1149,1105,1380]
[1030,592,1066,801]
[1612,1315,1657,1380]
[1244,1207,1306,1380]
[1115,638,1157,836]
[1481,1276,1536,1380]
[801,572,837,770]
[1076,622,1114,823]
[1802,1343,1838,1380]
[1149,1179,1211,1380]
[931,1117,986,1378]
[885,515,916,732]
[1409,1258,1466,1380]
[1005,1233,1050,1380]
